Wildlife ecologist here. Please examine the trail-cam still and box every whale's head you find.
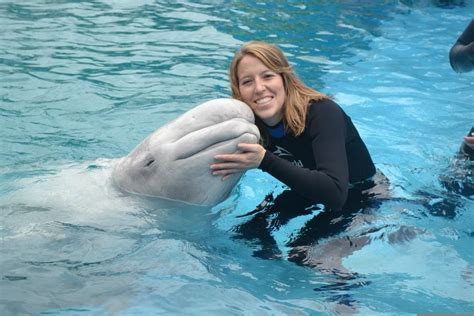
[112,98,260,206]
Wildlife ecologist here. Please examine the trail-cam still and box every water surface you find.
[1,1,473,315]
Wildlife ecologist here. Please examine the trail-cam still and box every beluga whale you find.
[112,98,260,207]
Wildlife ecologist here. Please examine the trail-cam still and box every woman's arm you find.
[211,100,353,209]
[258,100,349,209]
[449,19,474,73]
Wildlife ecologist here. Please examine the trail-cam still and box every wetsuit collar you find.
[265,121,285,138]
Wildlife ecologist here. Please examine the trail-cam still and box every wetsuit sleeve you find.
[259,100,349,209]
[449,19,474,73]
[457,19,474,46]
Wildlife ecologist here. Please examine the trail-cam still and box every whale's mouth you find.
[175,132,258,161]
[172,118,259,161]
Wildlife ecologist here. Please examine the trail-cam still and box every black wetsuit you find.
[454,19,474,47]
[234,99,387,263]
[258,98,376,209]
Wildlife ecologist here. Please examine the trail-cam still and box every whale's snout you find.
[173,118,260,161]
[111,98,260,206]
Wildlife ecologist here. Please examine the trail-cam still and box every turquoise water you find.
[1,1,473,315]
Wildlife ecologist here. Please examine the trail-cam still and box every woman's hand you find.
[210,143,266,180]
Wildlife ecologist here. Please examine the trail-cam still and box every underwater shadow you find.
[231,172,397,308]
[418,129,473,219]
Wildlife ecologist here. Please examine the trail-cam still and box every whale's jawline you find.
[113,178,222,207]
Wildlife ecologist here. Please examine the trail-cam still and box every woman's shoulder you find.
[304,98,347,138]
[307,97,344,118]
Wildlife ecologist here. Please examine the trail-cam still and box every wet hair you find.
[229,41,328,137]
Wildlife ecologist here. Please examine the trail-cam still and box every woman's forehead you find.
[238,55,272,74]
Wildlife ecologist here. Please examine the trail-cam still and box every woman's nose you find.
[254,78,266,93]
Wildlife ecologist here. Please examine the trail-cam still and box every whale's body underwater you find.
[112,98,260,206]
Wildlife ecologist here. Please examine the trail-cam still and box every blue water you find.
[1,1,473,315]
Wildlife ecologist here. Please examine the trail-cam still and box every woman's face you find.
[237,55,286,126]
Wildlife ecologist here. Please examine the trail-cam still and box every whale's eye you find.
[145,159,155,167]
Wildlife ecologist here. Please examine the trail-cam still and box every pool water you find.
[1,1,473,315]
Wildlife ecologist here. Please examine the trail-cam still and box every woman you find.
[210,41,379,210]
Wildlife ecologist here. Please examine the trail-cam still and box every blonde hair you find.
[229,41,328,136]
